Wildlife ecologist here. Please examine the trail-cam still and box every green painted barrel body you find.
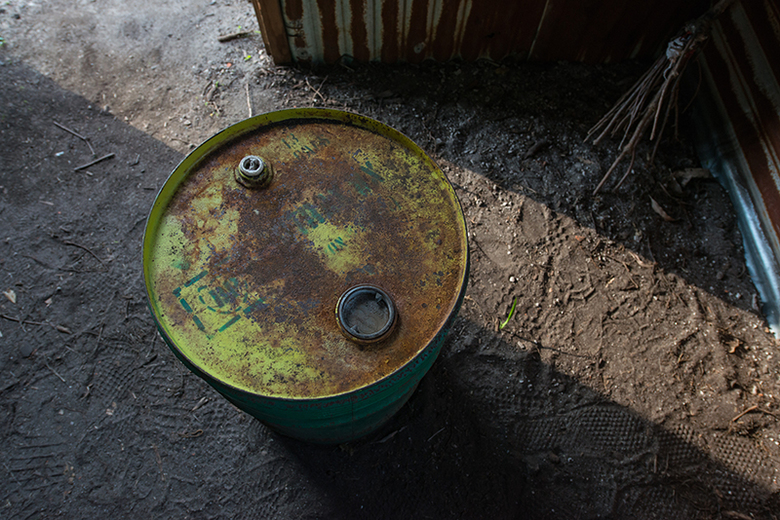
[142,109,469,443]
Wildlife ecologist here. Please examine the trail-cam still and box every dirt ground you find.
[2,1,780,518]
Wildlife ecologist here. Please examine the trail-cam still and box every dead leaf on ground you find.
[726,338,741,354]
[674,167,711,187]
[650,197,676,222]
[719,328,745,354]
[3,289,16,304]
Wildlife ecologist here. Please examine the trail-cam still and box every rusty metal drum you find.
[142,108,469,443]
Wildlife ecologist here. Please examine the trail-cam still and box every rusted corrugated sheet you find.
[692,0,780,333]
[262,0,708,65]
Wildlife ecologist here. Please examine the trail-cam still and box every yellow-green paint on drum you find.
[143,108,468,442]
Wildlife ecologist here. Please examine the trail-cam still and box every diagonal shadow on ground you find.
[282,318,780,519]
[2,59,778,519]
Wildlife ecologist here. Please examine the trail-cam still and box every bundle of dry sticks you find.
[587,0,737,195]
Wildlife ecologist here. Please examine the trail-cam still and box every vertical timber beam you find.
[251,0,293,64]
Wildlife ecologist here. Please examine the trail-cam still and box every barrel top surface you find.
[144,109,468,399]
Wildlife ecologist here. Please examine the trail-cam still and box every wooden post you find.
[251,0,293,64]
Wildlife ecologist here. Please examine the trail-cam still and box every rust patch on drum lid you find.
[143,109,468,400]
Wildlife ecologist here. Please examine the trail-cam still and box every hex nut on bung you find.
[236,155,272,187]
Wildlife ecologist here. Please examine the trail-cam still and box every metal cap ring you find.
[239,155,265,178]
[236,155,272,188]
[336,285,397,344]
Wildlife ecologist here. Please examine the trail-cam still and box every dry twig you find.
[587,0,737,194]
[245,81,253,118]
[1,313,70,334]
[62,240,105,265]
[218,30,253,43]
[74,153,114,171]
[1,313,45,326]
[45,360,66,383]
[731,405,758,422]
[306,77,328,104]
[53,121,96,156]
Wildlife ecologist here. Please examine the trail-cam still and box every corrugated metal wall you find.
[255,0,709,64]
[692,0,780,333]
[251,0,780,333]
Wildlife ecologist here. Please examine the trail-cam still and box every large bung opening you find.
[337,285,396,343]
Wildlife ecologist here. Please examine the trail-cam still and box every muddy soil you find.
[2,1,780,519]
